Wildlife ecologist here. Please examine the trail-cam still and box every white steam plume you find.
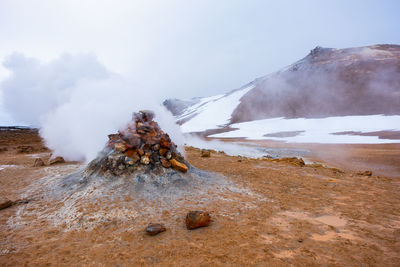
[1,53,183,162]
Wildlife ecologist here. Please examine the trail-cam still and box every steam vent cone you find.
[84,110,189,180]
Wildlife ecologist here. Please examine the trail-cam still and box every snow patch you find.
[210,115,400,144]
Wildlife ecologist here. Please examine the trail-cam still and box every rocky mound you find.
[84,110,188,179]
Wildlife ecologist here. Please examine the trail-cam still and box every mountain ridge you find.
[164,44,400,133]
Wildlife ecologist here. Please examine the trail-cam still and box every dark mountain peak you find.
[308,46,335,58]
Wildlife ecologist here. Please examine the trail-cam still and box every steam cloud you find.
[1,53,183,162]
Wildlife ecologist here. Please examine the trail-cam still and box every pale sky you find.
[0,0,399,119]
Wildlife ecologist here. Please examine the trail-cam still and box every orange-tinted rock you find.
[125,149,135,158]
[159,148,168,156]
[185,211,211,230]
[160,137,171,149]
[169,159,188,173]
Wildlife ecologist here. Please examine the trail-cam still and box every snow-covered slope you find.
[178,84,254,133]
[164,44,400,144]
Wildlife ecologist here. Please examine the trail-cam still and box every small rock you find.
[0,198,13,210]
[151,152,160,163]
[125,150,140,163]
[201,149,211,157]
[140,155,150,165]
[357,170,372,176]
[186,211,211,230]
[137,148,144,156]
[159,148,168,156]
[169,159,188,173]
[124,156,135,166]
[33,158,45,167]
[160,137,171,149]
[152,144,160,151]
[114,143,126,153]
[48,156,65,165]
[165,151,172,160]
[160,158,171,168]
[146,223,166,236]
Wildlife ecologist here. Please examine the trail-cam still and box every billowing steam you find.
[1,53,183,162]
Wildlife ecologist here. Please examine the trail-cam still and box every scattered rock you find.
[146,223,166,236]
[33,158,45,167]
[48,156,65,165]
[0,198,13,210]
[201,149,211,157]
[169,159,188,173]
[357,170,372,176]
[186,211,211,230]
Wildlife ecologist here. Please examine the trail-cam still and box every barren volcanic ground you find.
[1,128,400,266]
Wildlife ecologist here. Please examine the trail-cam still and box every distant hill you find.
[164,44,400,133]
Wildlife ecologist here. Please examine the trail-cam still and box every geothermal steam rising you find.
[0,53,183,161]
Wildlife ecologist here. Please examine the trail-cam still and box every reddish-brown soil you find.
[1,129,400,266]
[223,138,400,178]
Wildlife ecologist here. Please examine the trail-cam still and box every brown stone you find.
[185,211,211,230]
[33,158,45,167]
[160,137,171,149]
[146,223,166,236]
[159,148,168,156]
[0,198,13,210]
[201,149,211,157]
[357,170,372,176]
[114,143,126,153]
[49,156,65,165]
[125,149,135,158]
[160,158,171,168]
[169,159,188,173]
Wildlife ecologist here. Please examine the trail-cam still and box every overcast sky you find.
[0,0,399,122]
